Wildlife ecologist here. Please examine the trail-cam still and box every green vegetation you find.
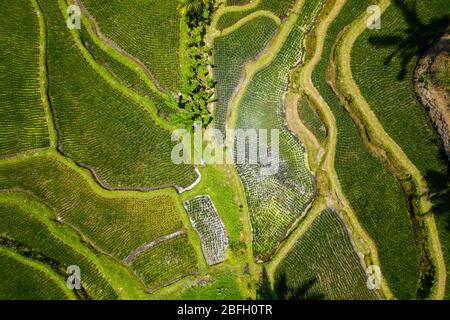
[0,198,117,299]
[169,0,217,128]
[274,209,378,300]
[297,95,327,143]
[131,235,198,290]
[0,250,70,300]
[83,0,182,92]
[0,0,49,156]
[213,16,278,133]
[233,0,325,260]
[0,154,184,261]
[162,270,243,299]
[217,0,295,31]
[78,27,175,120]
[39,0,197,189]
[311,0,421,299]
[351,0,448,177]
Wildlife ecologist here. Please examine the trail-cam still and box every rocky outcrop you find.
[414,31,450,160]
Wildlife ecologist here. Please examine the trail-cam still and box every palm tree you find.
[178,0,209,17]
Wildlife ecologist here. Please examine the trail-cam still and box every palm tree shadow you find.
[425,149,450,231]
[367,0,450,80]
[257,267,325,300]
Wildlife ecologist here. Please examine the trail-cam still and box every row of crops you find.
[0,250,69,300]
[213,15,278,134]
[78,27,175,120]
[275,209,379,300]
[217,0,295,30]
[0,197,117,299]
[38,0,198,190]
[0,0,49,157]
[183,195,229,265]
[350,0,450,298]
[311,0,421,299]
[130,235,198,291]
[351,0,448,177]
[0,154,184,262]
[82,0,182,92]
[232,0,325,260]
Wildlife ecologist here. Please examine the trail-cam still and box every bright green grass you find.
[83,0,181,92]
[275,209,379,300]
[0,154,183,261]
[78,27,175,120]
[0,199,117,299]
[213,16,278,134]
[38,0,197,189]
[217,0,295,31]
[312,0,420,299]
[0,0,49,156]
[351,0,448,177]
[163,270,243,299]
[234,0,325,260]
[297,95,327,143]
[0,251,68,300]
[131,235,198,290]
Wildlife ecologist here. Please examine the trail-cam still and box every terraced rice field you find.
[0,154,183,261]
[39,0,197,189]
[78,27,175,120]
[213,15,278,134]
[351,0,448,176]
[0,0,448,301]
[130,234,198,290]
[0,250,70,300]
[82,0,182,92]
[275,209,378,300]
[233,0,325,260]
[0,197,117,299]
[184,195,229,265]
[0,0,49,156]
[217,0,295,30]
[311,0,421,299]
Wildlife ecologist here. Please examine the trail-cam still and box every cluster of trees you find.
[167,0,219,129]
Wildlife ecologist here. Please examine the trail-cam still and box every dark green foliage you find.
[171,1,218,128]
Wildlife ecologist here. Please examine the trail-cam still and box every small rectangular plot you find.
[184,196,228,265]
